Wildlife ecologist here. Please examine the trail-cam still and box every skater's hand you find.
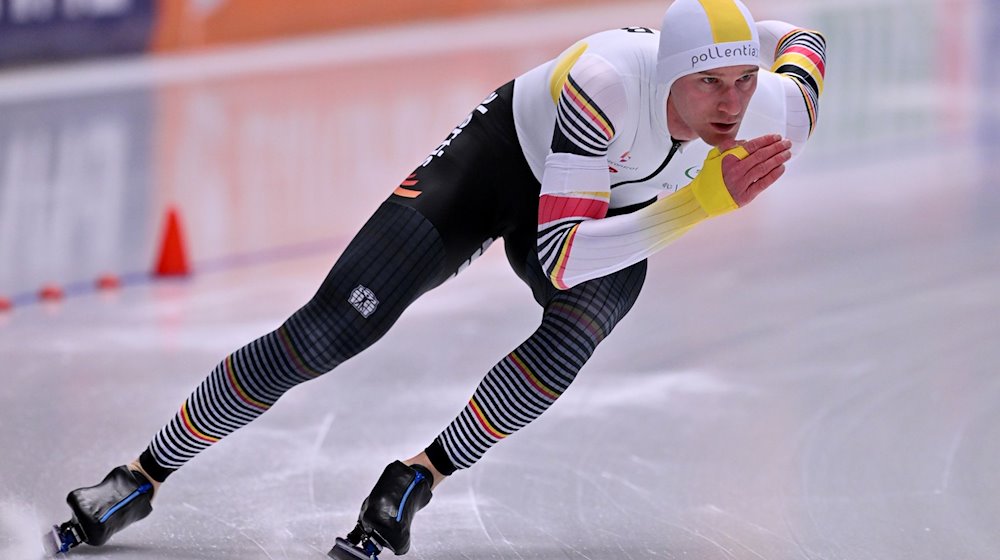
[716,134,792,207]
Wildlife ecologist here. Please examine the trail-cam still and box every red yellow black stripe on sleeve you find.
[551,74,616,157]
[773,30,827,135]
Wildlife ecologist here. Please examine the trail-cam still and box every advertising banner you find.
[152,0,610,51]
[0,0,154,65]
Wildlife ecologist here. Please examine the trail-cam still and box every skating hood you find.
[656,0,761,92]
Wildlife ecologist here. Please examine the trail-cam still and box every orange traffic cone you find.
[154,206,190,277]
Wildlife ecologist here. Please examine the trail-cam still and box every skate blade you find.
[328,537,375,560]
[42,526,63,556]
[43,525,71,556]
[43,520,83,557]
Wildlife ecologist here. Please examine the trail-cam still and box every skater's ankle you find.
[404,453,446,490]
[128,459,161,498]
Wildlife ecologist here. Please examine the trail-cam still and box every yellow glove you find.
[689,145,749,217]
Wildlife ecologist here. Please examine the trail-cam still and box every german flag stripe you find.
[537,222,576,272]
[277,326,323,378]
[549,223,580,290]
[224,355,270,412]
[180,403,220,443]
[509,352,560,401]
[538,194,609,224]
[563,74,614,140]
[549,302,605,343]
[781,45,825,74]
[774,53,824,95]
[469,399,506,439]
[556,102,608,152]
[794,80,818,134]
[776,64,820,98]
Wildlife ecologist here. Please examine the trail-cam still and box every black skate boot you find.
[45,466,154,555]
[328,461,433,559]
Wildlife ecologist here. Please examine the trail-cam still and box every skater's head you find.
[657,0,760,146]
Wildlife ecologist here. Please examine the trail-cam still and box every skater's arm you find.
[756,20,827,150]
[536,48,627,289]
[544,134,790,289]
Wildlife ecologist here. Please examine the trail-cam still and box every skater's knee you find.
[541,306,606,354]
[281,298,379,374]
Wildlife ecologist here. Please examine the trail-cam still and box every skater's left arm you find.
[755,20,827,154]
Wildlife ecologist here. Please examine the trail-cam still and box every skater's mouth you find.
[711,122,738,133]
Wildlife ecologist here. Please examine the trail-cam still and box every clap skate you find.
[328,461,433,559]
[44,466,153,556]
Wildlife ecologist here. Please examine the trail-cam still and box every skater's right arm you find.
[535,46,627,289]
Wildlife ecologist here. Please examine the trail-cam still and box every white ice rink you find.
[2,1,999,558]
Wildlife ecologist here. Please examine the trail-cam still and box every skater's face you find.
[667,65,758,146]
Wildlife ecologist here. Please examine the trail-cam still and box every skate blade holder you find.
[328,536,382,560]
[43,520,84,556]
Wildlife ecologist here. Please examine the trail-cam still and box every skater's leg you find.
[53,202,449,551]
[424,259,647,477]
[339,261,646,557]
[136,202,447,483]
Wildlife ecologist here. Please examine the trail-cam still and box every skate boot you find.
[44,466,154,555]
[328,461,433,559]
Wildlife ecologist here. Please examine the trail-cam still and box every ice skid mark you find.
[183,503,276,559]
[698,504,794,546]
[689,506,770,560]
[0,500,46,560]
[492,499,593,560]
[554,370,737,417]
[463,470,508,558]
[939,376,1000,493]
[590,474,754,559]
[308,413,336,509]
[466,486,492,544]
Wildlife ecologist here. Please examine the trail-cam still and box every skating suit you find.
[139,22,827,482]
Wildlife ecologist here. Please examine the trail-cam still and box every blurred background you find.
[0,0,993,302]
[1,1,999,559]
